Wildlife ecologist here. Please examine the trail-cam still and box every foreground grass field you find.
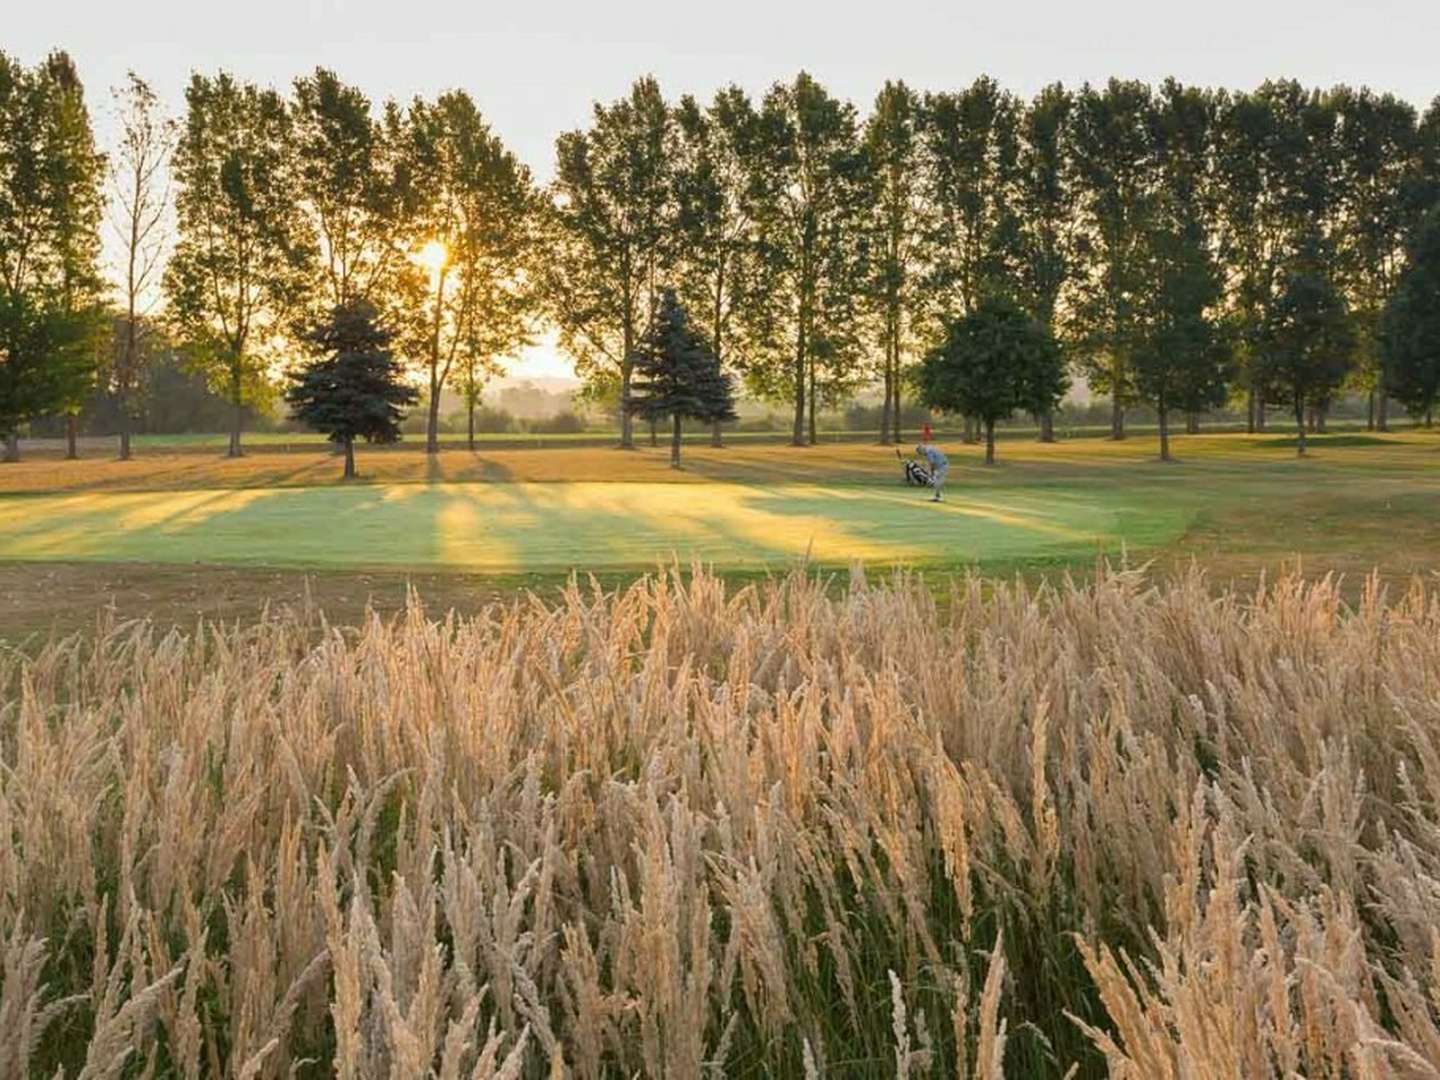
[0,430,1436,636]
[4,567,1440,1076]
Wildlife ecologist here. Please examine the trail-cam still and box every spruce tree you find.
[285,300,417,479]
[629,290,736,468]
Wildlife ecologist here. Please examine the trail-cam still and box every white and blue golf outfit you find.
[917,444,948,501]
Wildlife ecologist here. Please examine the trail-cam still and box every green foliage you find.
[671,85,758,370]
[1133,81,1233,457]
[1382,209,1440,421]
[1069,79,1157,430]
[739,72,869,445]
[629,290,735,465]
[544,77,672,448]
[165,71,312,456]
[920,77,1024,323]
[0,50,106,452]
[915,295,1065,462]
[1258,236,1357,453]
[862,79,925,444]
[1332,86,1418,410]
[401,89,539,452]
[292,68,406,312]
[1015,84,1077,333]
[284,299,417,476]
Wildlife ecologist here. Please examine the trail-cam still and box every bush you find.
[843,401,934,432]
[448,406,517,434]
[527,410,585,435]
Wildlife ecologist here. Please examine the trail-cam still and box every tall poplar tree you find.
[1132,81,1231,460]
[401,90,537,454]
[741,73,867,446]
[671,85,757,448]
[921,78,1023,320]
[546,77,672,449]
[1331,86,1418,431]
[1015,83,1077,441]
[165,72,312,457]
[862,79,925,445]
[1070,78,1156,440]
[292,69,409,313]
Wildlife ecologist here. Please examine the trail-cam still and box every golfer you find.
[916,443,948,502]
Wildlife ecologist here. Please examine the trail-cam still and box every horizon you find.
[10,0,1439,383]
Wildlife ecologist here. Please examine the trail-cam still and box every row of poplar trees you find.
[3,52,1440,459]
[551,74,1440,453]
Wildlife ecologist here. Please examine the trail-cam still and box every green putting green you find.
[0,481,1194,573]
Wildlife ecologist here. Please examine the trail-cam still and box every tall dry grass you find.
[2,564,1440,1077]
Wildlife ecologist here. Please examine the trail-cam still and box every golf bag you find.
[898,449,934,488]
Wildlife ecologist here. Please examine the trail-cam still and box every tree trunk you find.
[1110,398,1125,440]
[984,418,996,465]
[2,431,18,463]
[710,419,723,448]
[1246,385,1257,434]
[891,369,901,445]
[879,348,893,445]
[1295,396,1307,457]
[620,364,635,449]
[649,417,658,447]
[1316,403,1328,434]
[1038,410,1055,443]
[963,415,977,445]
[1158,403,1172,462]
[807,357,817,446]
[228,366,244,458]
[65,415,78,460]
[118,403,132,461]
[1426,405,1434,428]
[342,437,356,480]
[671,412,682,469]
[1366,389,1376,431]
[425,385,442,455]
[1185,412,1199,435]
[791,330,806,447]
[467,398,476,452]
[1377,392,1390,432]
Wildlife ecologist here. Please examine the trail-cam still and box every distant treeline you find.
[2,51,1438,462]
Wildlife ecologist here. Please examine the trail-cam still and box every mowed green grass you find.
[0,431,1435,579]
[0,480,1188,572]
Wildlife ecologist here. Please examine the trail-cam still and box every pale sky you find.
[10,0,1440,381]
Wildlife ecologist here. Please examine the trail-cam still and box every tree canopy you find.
[915,294,1066,464]
[1382,209,1440,423]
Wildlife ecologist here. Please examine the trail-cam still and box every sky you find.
[9,0,1440,382]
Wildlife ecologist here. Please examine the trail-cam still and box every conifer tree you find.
[628,290,735,468]
[285,299,416,479]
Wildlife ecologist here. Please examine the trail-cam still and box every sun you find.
[417,240,448,273]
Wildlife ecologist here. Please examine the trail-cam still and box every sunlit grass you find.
[0,431,1434,581]
[0,480,1184,572]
